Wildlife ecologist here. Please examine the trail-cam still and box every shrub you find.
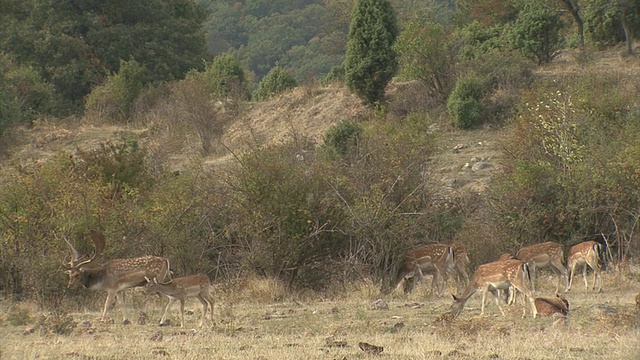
[191,53,247,101]
[323,121,362,157]
[85,59,148,123]
[447,75,486,129]
[321,65,344,86]
[252,65,297,101]
[509,6,564,64]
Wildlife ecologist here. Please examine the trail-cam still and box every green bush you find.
[321,65,344,86]
[191,53,247,100]
[323,121,362,157]
[252,65,297,101]
[509,6,564,64]
[85,59,148,123]
[0,55,55,134]
[447,76,486,129]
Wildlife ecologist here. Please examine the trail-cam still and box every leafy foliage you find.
[193,53,247,99]
[509,6,564,64]
[252,65,298,101]
[0,0,208,115]
[447,75,486,129]
[323,121,363,157]
[85,59,148,123]
[394,21,456,98]
[344,0,399,105]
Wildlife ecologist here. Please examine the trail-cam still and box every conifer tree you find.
[344,0,398,106]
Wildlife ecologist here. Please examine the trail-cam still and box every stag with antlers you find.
[62,230,171,322]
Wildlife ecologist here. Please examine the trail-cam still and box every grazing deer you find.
[393,244,455,296]
[451,259,537,318]
[534,294,569,317]
[62,230,171,322]
[567,241,602,292]
[515,241,568,293]
[145,274,214,327]
[534,294,570,326]
[448,243,471,295]
[495,253,519,305]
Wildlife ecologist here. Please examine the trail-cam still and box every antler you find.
[60,230,106,269]
[58,232,80,269]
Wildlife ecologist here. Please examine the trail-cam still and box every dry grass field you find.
[1,270,639,360]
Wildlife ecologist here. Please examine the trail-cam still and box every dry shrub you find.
[231,275,289,303]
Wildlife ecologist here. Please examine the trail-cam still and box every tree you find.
[1,0,208,115]
[344,0,398,106]
[509,5,564,64]
[394,21,455,98]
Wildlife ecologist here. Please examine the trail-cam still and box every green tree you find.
[509,5,564,64]
[394,21,455,98]
[344,0,398,106]
[1,0,208,115]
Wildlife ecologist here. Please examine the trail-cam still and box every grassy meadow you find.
[1,270,639,360]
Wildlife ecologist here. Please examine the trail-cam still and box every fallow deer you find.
[515,241,568,293]
[62,230,171,322]
[534,294,570,326]
[393,244,455,296]
[448,243,471,295]
[451,259,537,318]
[145,273,214,327]
[533,294,569,317]
[567,241,602,292]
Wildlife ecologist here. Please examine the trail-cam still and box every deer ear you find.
[144,276,151,283]
[452,295,458,301]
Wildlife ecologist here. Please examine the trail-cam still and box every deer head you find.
[62,230,106,287]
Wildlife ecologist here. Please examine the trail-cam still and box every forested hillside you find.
[1,0,639,308]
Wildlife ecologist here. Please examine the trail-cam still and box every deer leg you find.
[529,265,536,293]
[492,289,506,316]
[196,296,208,327]
[581,264,588,289]
[551,260,569,292]
[567,263,576,291]
[160,298,175,325]
[179,299,185,327]
[102,291,117,322]
[480,287,488,316]
[119,291,129,322]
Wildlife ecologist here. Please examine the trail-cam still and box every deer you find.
[534,294,570,326]
[515,241,568,293]
[451,259,537,318]
[392,244,455,296]
[567,241,602,292]
[446,243,470,295]
[62,230,171,323]
[145,273,215,328]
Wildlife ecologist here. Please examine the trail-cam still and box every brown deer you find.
[515,241,568,293]
[451,259,537,318]
[567,241,602,292]
[145,274,214,327]
[393,244,455,296]
[534,294,570,326]
[62,230,171,322]
[533,294,570,317]
[448,243,471,295]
